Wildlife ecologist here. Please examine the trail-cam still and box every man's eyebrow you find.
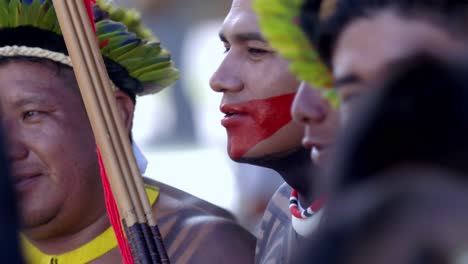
[219,31,266,43]
[334,74,362,89]
[13,95,51,108]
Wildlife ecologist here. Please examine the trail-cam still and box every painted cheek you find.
[226,93,296,159]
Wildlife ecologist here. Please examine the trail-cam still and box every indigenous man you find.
[2,1,254,263]
[314,0,468,123]
[293,0,468,193]
[296,55,468,264]
[210,0,337,262]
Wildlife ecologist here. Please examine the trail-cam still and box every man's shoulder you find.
[266,183,292,217]
[143,178,255,263]
[255,183,293,263]
[144,177,235,220]
[258,183,292,228]
[271,183,293,203]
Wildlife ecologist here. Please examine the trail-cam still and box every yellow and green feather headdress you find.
[253,0,338,106]
[0,0,178,96]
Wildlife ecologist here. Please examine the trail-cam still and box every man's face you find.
[210,0,303,161]
[291,82,339,168]
[332,11,467,125]
[0,61,104,236]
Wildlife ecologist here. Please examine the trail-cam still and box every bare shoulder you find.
[172,215,256,264]
[145,178,255,264]
[265,183,292,220]
[255,183,292,263]
[145,177,235,220]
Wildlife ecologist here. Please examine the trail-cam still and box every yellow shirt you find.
[22,185,160,264]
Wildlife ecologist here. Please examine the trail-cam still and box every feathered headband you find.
[253,0,338,106]
[0,0,179,96]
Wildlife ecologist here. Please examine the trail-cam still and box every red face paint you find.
[221,93,296,160]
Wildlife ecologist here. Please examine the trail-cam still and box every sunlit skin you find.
[210,0,303,161]
[291,82,339,169]
[332,11,468,124]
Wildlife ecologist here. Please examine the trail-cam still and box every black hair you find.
[299,0,323,46]
[0,26,140,103]
[312,0,468,66]
[332,53,468,192]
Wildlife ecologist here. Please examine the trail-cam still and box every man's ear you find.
[114,90,135,133]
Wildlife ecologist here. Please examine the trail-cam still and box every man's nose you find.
[292,82,326,125]
[209,55,243,93]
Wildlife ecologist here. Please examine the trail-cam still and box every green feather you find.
[138,67,177,82]
[253,0,337,105]
[115,45,152,61]
[9,0,19,27]
[0,5,8,26]
[128,55,169,73]
[132,62,172,78]
[25,0,41,25]
[40,4,60,33]
[107,40,141,59]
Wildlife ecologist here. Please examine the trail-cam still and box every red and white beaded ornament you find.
[289,189,324,219]
[289,189,325,237]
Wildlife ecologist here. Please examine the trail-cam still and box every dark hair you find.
[332,53,468,191]
[312,0,468,66]
[299,0,323,46]
[0,26,139,103]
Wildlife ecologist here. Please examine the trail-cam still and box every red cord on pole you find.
[97,148,135,264]
[83,0,97,32]
[83,2,135,262]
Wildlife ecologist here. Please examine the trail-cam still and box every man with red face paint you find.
[210,0,337,262]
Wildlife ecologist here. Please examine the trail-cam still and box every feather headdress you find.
[0,0,179,96]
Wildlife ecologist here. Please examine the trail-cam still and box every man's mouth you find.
[224,111,238,118]
[220,104,249,126]
[13,173,42,192]
[220,104,247,116]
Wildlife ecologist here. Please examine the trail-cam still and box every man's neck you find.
[238,147,317,205]
[24,209,110,255]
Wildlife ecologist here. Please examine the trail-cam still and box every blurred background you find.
[114,0,284,233]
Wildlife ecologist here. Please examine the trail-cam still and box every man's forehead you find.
[221,0,261,40]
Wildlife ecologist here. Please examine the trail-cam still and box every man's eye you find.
[23,111,40,120]
[339,86,362,104]
[248,48,268,56]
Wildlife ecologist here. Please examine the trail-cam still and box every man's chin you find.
[20,208,56,230]
[233,147,305,166]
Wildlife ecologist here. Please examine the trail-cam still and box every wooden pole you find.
[51,1,169,263]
